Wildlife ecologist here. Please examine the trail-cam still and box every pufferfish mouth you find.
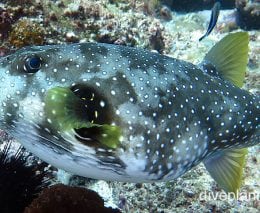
[44,84,121,149]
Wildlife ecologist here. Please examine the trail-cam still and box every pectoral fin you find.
[203,148,248,195]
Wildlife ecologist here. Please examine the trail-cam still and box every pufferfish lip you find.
[43,84,122,149]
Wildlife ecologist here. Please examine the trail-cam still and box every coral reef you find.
[4,0,34,7]
[8,19,45,48]
[24,184,121,213]
[215,11,239,33]
[236,0,260,30]
[0,141,50,213]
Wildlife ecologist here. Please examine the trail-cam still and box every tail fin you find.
[202,32,249,88]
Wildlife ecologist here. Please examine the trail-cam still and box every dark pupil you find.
[29,57,41,69]
[25,56,41,73]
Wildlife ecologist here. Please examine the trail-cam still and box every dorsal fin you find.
[203,32,249,88]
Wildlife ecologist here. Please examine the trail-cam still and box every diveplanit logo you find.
[199,190,259,201]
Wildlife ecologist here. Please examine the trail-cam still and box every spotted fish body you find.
[0,32,259,192]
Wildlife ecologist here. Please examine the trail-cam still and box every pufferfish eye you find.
[24,55,42,73]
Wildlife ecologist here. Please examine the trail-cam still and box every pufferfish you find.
[0,32,259,194]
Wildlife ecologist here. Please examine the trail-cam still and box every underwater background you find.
[0,0,259,212]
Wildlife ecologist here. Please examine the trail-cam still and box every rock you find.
[0,7,12,40]
[65,31,79,42]
[160,6,172,21]
[24,184,121,213]
[236,0,260,30]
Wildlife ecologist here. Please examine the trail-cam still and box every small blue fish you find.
[199,1,221,41]
[0,32,258,194]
